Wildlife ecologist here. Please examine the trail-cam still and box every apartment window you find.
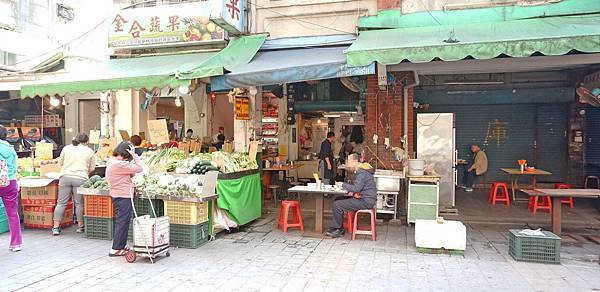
[0,51,16,66]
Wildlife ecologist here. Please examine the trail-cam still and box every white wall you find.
[253,0,377,38]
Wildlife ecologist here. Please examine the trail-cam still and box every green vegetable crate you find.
[84,216,114,240]
[170,222,209,249]
[509,229,561,264]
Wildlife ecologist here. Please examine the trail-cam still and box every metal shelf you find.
[377,191,400,195]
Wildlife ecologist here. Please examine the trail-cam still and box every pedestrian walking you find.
[0,125,23,251]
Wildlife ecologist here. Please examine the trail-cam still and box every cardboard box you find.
[23,203,73,229]
[20,179,58,202]
[39,160,61,178]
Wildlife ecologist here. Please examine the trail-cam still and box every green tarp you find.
[20,34,267,97]
[216,172,262,226]
[359,0,600,29]
[347,14,600,67]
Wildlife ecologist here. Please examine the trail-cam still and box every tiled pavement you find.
[1,214,599,292]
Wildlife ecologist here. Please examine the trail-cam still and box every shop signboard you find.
[109,2,225,48]
[235,97,250,120]
[210,0,244,35]
[21,127,41,141]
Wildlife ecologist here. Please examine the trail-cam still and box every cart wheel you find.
[166,251,170,257]
[125,250,137,263]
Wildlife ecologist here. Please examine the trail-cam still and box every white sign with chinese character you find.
[109,2,225,48]
[210,0,244,35]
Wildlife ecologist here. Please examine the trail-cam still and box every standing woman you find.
[53,133,95,235]
[106,142,143,257]
[0,125,23,251]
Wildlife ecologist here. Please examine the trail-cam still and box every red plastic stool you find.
[343,211,355,236]
[277,200,304,233]
[529,195,552,214]
[555,183,574,208]
[489,182,510,206]
[352,209,376,241]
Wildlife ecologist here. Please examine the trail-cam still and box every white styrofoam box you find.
[415,219,466,251]
[133,215,170,251]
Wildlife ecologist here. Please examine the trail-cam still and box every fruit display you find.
[182,16,223,42]
[81,175,108,190]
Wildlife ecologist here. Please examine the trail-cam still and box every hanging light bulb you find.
[349,116,354,123]
[61,96,66,106]
[178,85,190,95]
[49,95,61,107]
[317,119,322,124]
[174,96,182,107]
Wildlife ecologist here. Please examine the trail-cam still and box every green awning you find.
[21,34,267,97]
[359,0,600,29]
[347,15,600,67]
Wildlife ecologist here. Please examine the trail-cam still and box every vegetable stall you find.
[78,149,261,248]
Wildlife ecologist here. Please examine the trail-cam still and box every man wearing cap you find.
[326,156,377,238]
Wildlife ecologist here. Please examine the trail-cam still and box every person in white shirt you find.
[52,133,95,235]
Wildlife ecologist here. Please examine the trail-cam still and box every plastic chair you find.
[352,209,377,241]
[555,183,574,208]
[489,182,510,206]
[277,200,304,234]
[343,211,355,237]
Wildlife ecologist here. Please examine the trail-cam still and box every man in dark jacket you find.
[319,132,335,184]
[326,160,377,238]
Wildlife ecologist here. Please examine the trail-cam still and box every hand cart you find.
[125,196,170,263]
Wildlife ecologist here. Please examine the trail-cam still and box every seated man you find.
[326,158,377,238]
[463,144,488,192]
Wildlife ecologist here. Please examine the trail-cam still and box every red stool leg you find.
[352,212,359,240]
[502,184,510,206]
[291,204,300,224]
[491,184,498,206]
[346,211,355,236]
[370,209,377,241]
[277,203,284,230]
[282,204,290,234]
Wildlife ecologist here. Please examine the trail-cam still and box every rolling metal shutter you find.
[586,107,600,177]
[535,104,568,182]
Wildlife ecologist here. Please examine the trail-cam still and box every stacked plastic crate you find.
[164,200,209,248]
[0,201,9,234]
[128,198,165,241]
[21,181,73,229]
[83,194,114,240]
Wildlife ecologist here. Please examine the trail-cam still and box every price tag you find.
[89,130,101,144]
[147,119,169,145]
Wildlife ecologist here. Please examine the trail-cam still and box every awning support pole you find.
[404,71,419,156]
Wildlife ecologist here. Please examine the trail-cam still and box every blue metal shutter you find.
[425,104,536,182]
[535,104,568,182]
[586,107,600,177]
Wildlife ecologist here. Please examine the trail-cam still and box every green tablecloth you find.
[216,171,262,226]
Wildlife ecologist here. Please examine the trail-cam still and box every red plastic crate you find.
[23,203,73,229]
[84,195,114,218]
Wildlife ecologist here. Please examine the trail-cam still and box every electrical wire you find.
[246,0,356,35]
[416,0,443,25]
[15,16,110,65]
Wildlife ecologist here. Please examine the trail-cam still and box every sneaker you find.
[76,226,85,233]
[9,245,22,252]
[465,188,473,192]
[51,228,60,236]
[325,228,346,238]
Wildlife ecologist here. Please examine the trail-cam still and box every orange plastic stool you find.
[352,209,376,241]
[489,182,510,206]
[343,211,355,236]
[555,183,574,208]
[277,200,304,233]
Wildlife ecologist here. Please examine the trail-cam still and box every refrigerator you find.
[416,113,456,210]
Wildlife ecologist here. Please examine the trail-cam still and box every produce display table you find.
[216,170,262,226]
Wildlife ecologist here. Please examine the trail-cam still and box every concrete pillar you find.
[183,84,209,139]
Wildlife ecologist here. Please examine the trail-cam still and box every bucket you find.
[408,159,425,176]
